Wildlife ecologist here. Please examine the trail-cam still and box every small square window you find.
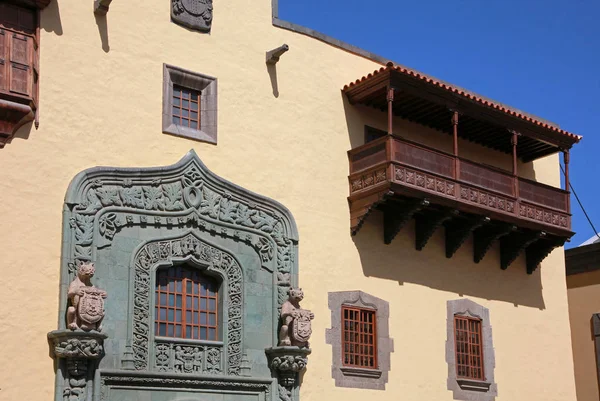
[162,64,217,144]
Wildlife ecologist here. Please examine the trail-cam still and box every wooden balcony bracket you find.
[415,209,458,251]
[383,198,429,244]
[351,190,394,236]
[445,216,490,259]
[525,236,567,274]
[473,224,516,264]
[500,231,545,270]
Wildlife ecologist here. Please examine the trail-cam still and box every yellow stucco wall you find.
[0,0,576,400]
[567,270,600,401]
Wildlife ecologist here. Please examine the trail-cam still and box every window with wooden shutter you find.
[0,2,41,148]
[0,29,6,91]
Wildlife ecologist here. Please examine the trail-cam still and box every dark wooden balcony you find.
[348,135,572,273]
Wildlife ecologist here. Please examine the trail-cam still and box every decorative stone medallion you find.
[172,0,213,33]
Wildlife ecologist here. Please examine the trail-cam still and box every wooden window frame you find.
[155,266,220,341]
[341,305,378,369]
[454,315,485,381]
[171,85,201,130]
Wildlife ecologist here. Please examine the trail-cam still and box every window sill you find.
[162,122,217,145]
[340,366,382,379]
[456,378,492,392]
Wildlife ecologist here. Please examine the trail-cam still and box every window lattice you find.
[342,306,377,369]
[155,266,218,341]
[172,85,200,129]
[454,315,484,380]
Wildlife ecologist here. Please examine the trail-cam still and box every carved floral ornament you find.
[65,150,298,308]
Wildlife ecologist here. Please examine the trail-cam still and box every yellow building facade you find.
[0,1,581,401]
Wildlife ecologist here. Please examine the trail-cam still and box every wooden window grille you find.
[342,306,377,369]
[172,85,201,129]
[155,266,219,341]
[454,315,485,380]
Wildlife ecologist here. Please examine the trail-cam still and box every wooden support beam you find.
[473,223,516,264]
[351,190,394,236]
[500,231,545,270]
[383,199,429,244]
[415,209,458,251]
[445,216,490,258]
[525,237,566,274]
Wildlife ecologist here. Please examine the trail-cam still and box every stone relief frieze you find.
[154,341,223,374]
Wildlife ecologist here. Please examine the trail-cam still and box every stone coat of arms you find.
[78,288,105,325]
[292,309,313,344]
[172,0,213,33]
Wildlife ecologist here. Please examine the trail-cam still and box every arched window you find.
[155,265,219,341]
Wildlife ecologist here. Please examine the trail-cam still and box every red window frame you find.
[155,266,219,341]
[454,315,485,380]
[341,305,377,369]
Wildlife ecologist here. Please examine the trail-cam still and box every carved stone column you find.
[266,346,311,401]
[48,261,108,401]
[48,330,108,401]
[266,287,313,401]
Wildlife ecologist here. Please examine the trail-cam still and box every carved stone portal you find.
[171,0,213,33]
[278,288,313,348]
[67,262,107,332]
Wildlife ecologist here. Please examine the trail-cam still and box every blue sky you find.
[279,0,600,248]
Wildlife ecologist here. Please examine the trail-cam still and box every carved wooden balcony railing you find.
[348,135,572,273]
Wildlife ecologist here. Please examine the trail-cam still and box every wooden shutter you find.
[9,32,31,96]
[0,29,6,91]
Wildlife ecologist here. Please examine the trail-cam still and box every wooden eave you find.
[344,68,581,162]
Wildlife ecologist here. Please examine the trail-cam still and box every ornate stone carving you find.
[278,288,313,348]
[133,234,242,374]
[67,262,107,332]
[171,0,213,33]
[64,359,88,401]
[55,151,300,401]
[48,330,108,401]
[266,346,311,401]
[54,337,103,358]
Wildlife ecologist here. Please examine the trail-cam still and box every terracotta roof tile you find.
[344,63,582,142]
